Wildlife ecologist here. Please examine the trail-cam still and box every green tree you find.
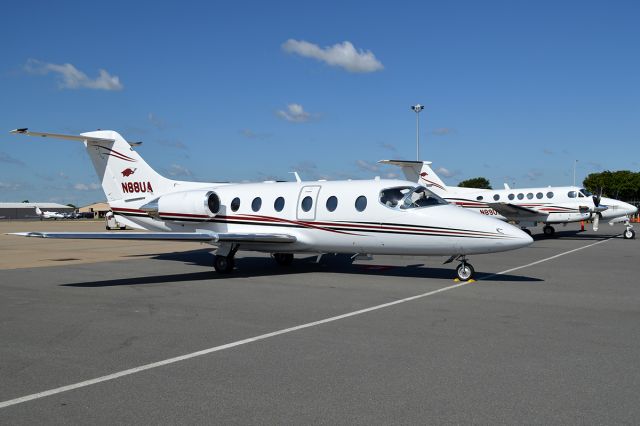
[583,170,640,201]
[66,203,77,209]
[21,200,29,203]
[458,177,492,189]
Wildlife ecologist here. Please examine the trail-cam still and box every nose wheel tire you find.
[456,262,475,281]
[623,229,636,239]
[273,253,294,266]
[214,255,235,274]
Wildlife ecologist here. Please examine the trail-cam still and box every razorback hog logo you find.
[420,172,428,177]
[121,168,136,177]
[121,181,154,194]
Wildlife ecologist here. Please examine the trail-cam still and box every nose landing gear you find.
[444,255,476,281]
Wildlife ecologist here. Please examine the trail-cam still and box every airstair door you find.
[296,185,321,221]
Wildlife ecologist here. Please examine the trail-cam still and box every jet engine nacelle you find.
[141,190,220,220]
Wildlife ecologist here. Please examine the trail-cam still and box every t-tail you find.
[10,129,177,202]
[379,160,449,196]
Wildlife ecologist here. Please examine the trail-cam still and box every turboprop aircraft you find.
[34,206,66,220]
[8,128,533,281]
[381,160,637,239]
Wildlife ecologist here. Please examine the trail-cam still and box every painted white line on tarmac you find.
[0,236,615,410]
[480,236,615,280]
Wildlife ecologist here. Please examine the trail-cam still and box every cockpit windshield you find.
[379,186,413,208]
[379,185,446,209]
[579,188,592,197]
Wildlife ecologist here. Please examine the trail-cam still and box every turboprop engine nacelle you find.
[140,190,220,221]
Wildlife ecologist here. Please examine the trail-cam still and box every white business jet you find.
[9,129,533,281]
[381,160,637,239]
[34,206,66,220]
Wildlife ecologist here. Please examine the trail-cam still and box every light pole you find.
[411,104,424,160]
[573,159,578,187]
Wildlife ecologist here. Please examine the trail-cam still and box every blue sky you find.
[1,0,639,206]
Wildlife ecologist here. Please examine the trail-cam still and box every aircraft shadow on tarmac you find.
[532,230,621,241]
[62,250,541,287]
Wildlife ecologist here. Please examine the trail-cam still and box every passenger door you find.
[296,185,321,221]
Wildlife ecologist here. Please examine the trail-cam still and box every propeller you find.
[591,188,605,231]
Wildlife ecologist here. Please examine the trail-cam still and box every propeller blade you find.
[593,214,600,231]
[593,194,600,207]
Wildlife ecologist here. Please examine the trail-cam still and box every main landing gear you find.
[521,228,532,237]
[444,255,475,281]
[272,253,294,266]
[213,244,238,274]
[542,224,555,237]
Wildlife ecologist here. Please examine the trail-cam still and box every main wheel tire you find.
[543,225,555,236]
[106,225,110,230]
[624,229,636,239]
[214,255,235,273]
[456,263,475,281]
[522,228,532,237]
[273,253,294,266]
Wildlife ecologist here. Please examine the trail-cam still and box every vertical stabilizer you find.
[80,130,176,201]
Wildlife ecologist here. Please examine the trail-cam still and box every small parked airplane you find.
[9,128,533,281]
[34,206,66,220]
[381,160,637,239]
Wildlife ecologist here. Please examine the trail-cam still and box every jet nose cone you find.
[506,225,534,248]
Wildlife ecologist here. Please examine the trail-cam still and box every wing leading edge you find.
[487,203,543,218]
[9,232,296,244]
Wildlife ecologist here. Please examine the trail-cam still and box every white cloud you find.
[167,164,192,177]
[148,113,166,130]
[74,183,100,191]
[240,129,272,140]
[435,167,455,178]
[0,152,25,166]
[356,160,380,173]
[0,182,22,190]
[277,103,312,122]
[282,39,384,73]
[25,59,123,91]
[432,128,455,136]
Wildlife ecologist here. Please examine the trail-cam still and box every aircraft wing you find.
[487,203,543,218]
[9,232,296,244]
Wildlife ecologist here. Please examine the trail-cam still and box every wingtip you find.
[8,232,44,237]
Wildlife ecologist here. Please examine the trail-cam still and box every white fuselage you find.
[437,185,637,225]
[110,179,532,256]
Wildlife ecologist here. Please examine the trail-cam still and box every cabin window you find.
[536,192,543,199]
[517,193,524,200]
[547,191,554,198]
[400,186,446,209]
[493,194,500,201]
[301,196,313,212]
[476,196,484,201]
[326,196,338,212]
[231,197,240,212]
[355,196,367,212]
[379,186,412,208]
[526,193,533,199]
[508,194,515,200]
[274,197,285,212]
[568,191,577,198]
[252,197,262,212]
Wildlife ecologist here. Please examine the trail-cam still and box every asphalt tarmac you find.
[0,220,638,424]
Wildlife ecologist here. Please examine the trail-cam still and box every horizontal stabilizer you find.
[9,232,296,244]
[10,128,115,143]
